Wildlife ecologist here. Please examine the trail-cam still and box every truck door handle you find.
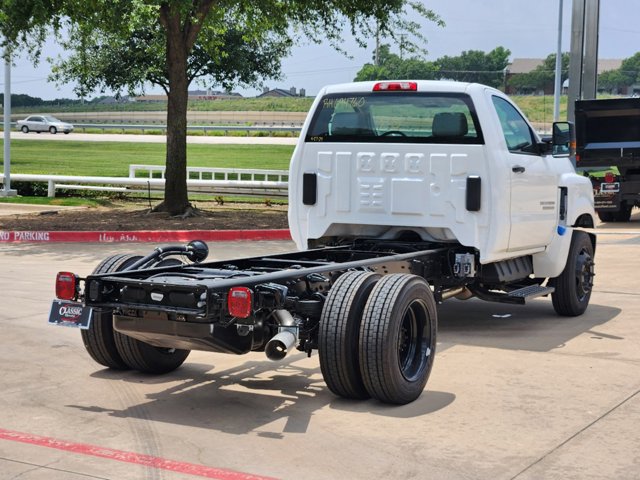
[512,166,526,173]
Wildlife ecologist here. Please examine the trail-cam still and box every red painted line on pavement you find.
[0,428,277,480]
[0,229,291,243]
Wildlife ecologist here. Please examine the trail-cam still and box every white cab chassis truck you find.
[50,81,596,405]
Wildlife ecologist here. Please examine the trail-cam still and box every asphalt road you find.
[0,227,639,480]
[9,131,298,145]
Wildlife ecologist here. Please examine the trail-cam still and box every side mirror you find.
[551,121,575,158]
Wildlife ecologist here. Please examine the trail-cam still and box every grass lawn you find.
[0,195,108,207]
[0,140,294,177]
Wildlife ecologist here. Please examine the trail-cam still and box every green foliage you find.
[435,47,511,88]
[354,45,510,88]
[355,44,438,81]
[598,52,640,91]
[508,53,570,92]
[9,181,49,196]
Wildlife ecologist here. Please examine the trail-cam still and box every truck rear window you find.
[305,92,483,144]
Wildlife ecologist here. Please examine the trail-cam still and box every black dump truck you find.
[575,97,640,222]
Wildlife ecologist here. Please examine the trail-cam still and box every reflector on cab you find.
[373,81,417,92]
[227,287,253,318]
[56,272,78,300]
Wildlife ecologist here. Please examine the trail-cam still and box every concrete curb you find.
[0,229,292,243]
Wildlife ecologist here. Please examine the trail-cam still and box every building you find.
[505,58,623,95]
[257,87,307,98]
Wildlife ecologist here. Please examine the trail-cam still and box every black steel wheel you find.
[319,271,380,399]
[550,231,595,316]
[359,274,437,405]
[81,254,142,369]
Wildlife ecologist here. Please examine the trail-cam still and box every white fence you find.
[129,164,289,183]
[0,165,290,199]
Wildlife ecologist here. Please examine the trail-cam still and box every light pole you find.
[553,0,564,121]
[2,50,17,197]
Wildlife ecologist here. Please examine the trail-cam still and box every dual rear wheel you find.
[81,254,190,374]
[319,272,437,405]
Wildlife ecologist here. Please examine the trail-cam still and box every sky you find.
[5,0,640,100]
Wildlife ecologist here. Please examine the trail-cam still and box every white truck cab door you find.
[491,95,558,252]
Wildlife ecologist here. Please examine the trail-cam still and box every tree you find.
[1,0,441,216]
[598,52,640,92]
[508,52,570,92]
[435,47,511,88]
[354,44,438,81]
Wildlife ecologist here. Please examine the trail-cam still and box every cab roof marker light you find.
[373,81,418,92]
[56,272,78,300]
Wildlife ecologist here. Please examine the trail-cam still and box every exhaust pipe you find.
[265,330,297,361]
[265,310,298,361]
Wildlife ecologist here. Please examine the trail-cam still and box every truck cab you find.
[289,80,595,276]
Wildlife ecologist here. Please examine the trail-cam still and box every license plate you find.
[600,182,620,193]
[48,300,92,329]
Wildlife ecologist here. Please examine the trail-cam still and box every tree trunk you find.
[157,7,190,215]
[154,1,214,216]
[163,62,190,215]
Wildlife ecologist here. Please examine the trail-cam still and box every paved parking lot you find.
[0,226,639,479]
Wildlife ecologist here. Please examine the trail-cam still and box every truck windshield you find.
[305,92,483,144]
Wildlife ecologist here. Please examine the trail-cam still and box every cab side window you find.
[492,96,537,154]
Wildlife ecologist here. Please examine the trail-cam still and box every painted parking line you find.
[0,428,277,480]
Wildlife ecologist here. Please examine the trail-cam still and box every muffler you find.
[265,310,298,361]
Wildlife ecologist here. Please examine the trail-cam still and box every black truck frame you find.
[56,237,576,405]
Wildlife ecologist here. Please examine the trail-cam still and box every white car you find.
[17,115,74,134]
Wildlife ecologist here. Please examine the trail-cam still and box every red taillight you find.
[227,287,252,318]
[373,81,417,92]
[604,171,616,183]
[56,272,78,300]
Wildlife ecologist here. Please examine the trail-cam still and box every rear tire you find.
[597,211,615,223]
[550,231,595,316]
[614,204,632,222]
[598,204,632,223]
[319,271,380,400]
[359,274,437,405]
[114,334,190,374]
[81,254,141,369]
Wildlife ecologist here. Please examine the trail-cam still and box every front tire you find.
[550,231,595,316]
[319,271,380,400]
[21,125,29,133]
[49,126,57,134]
[81,254,141,369]
[359,274,437,405]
